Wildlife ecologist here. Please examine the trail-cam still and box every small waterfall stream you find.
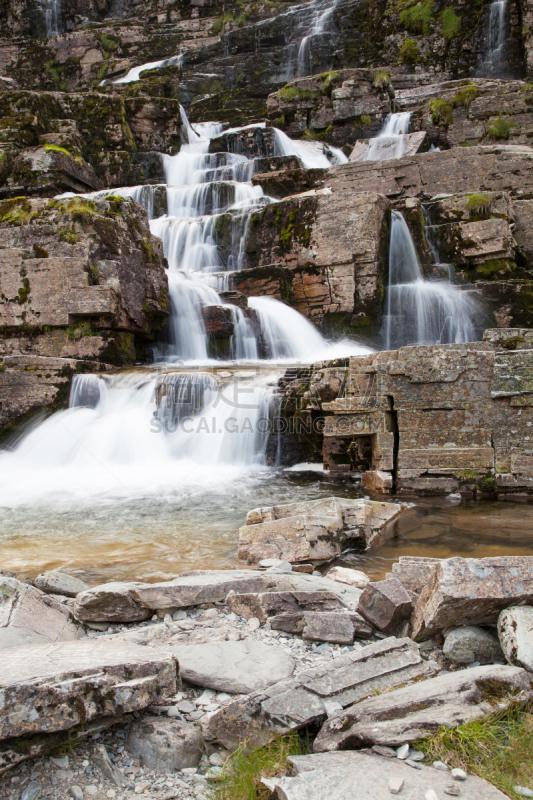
[478,0,510,76]
[382,211,483,350]
[363,113,412,162]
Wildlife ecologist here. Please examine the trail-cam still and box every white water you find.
[382,211,482,350]
[273,127,347,168]
[296,0,338,77]
[112,55,183,85]
[479,0,509,76]
[364,113,412,162]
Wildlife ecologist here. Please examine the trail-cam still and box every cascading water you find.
[363,113,412,162]
[296,0,339,77]
[382,211,483,350]
[478,0,509,76]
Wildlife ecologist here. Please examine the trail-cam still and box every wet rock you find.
[357,579,413,635]
[443,626,504,664]
[314,665,532,752]
[73,570,364,623]
[498,605,533,671]
[263,751,507,800]
[166,639,294,694]
[411,557,533,639]
[227,590,347,623]
[0,638,178,744]
[0,575,83,649]
[350,131,427,162]
[126,716,204,772]
[239,498,409,564]
[208,638,436,750]
[271,610,373,643]
[34,571,89,598]
[326,567,370,589]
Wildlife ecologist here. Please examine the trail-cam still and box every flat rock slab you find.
[264,751,508,799]
[271,611,373,643]
[227,591,347,623]
[73,570,364,623]
[166,639,295,694]
[411,556,533,639]
[239,498,409,564]
[34,571,89,598]
[0,575,83,649]
[208,637,436,750]
[313,664,532,752]
[0,638,178,743]
[498,605,533,671]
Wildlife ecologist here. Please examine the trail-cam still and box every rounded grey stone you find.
[443,626,503,665]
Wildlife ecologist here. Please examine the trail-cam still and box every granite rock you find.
[498,605,533,672]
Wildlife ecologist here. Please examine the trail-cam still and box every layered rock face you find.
[279,329,533,495]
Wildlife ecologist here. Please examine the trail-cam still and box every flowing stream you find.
[382,211,483,349]
[363,112,412,162]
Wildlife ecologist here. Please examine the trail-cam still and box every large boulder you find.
[411,557,533,639]
[498,605,533,671]
[208,638,436,751]
[126,717,203,772]
[238,498,409,564]
[166,639,295,694]
[0,638,178,773]
[313,665,533,752]
[0,575,83,649]
[73,570,364,623]
[264,750,509,800]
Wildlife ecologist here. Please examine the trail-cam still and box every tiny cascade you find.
[273,127,347,167]
[364,113,412,162]
[37,0,61,36]
[296,0,338,77]
[112,55,183,84]
[382,211,483,350]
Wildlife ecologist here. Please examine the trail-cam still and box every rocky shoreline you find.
[2,497,533,800]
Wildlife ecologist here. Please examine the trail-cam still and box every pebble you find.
[172,610,187,621]
[177,701,196,713]
[408,749,425,762]
[405,759,422,770]
[514,788,533,798]
[396,744,410,760]
[451,768,467,781]
[69,788,84,800]
[209,753,225,767]
[248,617,261,631]
[51,756,70,769]
[425,792,439,800]
[372,745,397,759]
[21,782,41,800]
[85,789,97,797]
[444,785,460,796]
[388,775,404,794]
[433,761,449,771]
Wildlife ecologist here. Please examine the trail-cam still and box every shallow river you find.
[1,470,532,585]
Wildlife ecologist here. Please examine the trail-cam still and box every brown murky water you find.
[1,472,532,585]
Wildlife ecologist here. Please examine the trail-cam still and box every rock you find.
[405,759,421,770]
[326,567,370,589]
[69,787,84,800]
[0,638,177,749]
[271,610,373,643]
[433,761,449,771]
[444,785,460,796]
[443,626,504,664]
[92,744,132,789]
[313,665,532,752]
[126,717,204,772]
[498,605,533,671]
[350,131,426,162]
[514,788,533,798]
[388,775,404,794]
[208,638,436,750]
[34,571,89,598]
[386,557,441,601]
[166,639,295,694]
[239,498,409,564]
[73,570,364,623]
[0,575,83,650]
[411,557,533,639]
[396,744,409,760]
[227,590,348,623]
[357,579,413,634]
[21,783,41,800]
[264,751,508,799]
[451,768,467,781]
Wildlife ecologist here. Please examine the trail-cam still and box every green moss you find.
[0,197,33,226]
[429,98,453,126]
[467,192,493,217]
[33,244,49,258]
[211,13,234,33]
[399,0,434,35]
[474,258,516,278]
[486,116,516,140]
[278,87,320,102]
[441,7,461,39]
[17,269,30,304]
[373,69,391,89]
[398,39,421,64]
[51,198,98,223]
[97,32,119,53]
[452,84,479,109]
[141,237,153,263]
[66,322,93,341]
[59,228,80,244]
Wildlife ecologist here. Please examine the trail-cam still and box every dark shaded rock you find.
[357,579,413,635]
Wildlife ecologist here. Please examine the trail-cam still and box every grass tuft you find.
[399,39,421,64]
[399,0,434,35]
[467,191,493,218]
[429,98,453,126]
[416,706,533,799]
[208,734,308,800]
[486,116,515,140]
[441,7,461,39]
[373,69,391,89]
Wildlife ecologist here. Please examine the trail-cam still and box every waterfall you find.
[273,128,347,167]
[296,0,338,77]
[112,55,183,85]
[479,0,509,77]
[382,211,482,350]
[43,0,61,36]
[363,113,411,162]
